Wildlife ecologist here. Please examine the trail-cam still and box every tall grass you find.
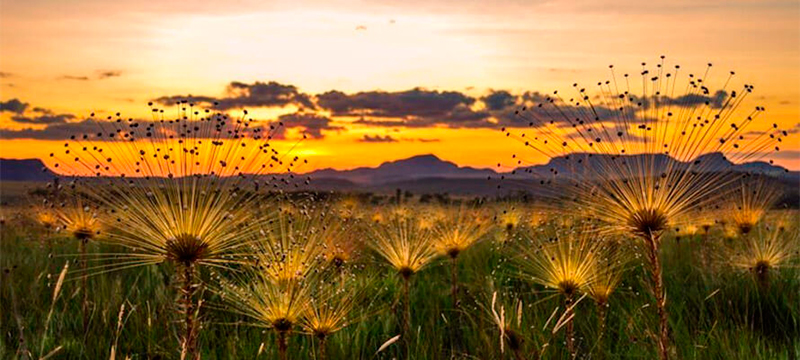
[1,206,798,359]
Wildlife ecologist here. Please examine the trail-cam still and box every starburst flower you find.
[54,197,103,331]
[432,206,492,259]
[222,210,331,360]
[221,274,315,360]
[55,200,102,242]
[369,216,437,279]
[515,226,603,298]
[504,58,787,359]
[252,210,328,284]
[368,216,437,354]
[48,102,304,360]
[498,206,521,233]
[36,210,58,230]
[301,275,378,360]
[514,224,609,356]
[728,177,781,235]
[431,206,492,321]
[726,222,799,288]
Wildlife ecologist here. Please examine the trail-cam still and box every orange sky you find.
[1,0,799,171]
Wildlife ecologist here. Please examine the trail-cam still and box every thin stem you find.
[646,232,669,360]
[402,274,411,358]
[179,262,199,360]
[451,256,459,310]
[755,266,770,290]
[596,301,607,360]
[79,239,89,333]
[317,335,327,360]
[451,256,463,353]
[564,293,575,357]
[277,330,289,360]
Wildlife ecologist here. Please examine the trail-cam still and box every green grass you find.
[1,215,798,359]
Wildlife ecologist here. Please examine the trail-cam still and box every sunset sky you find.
[1,0,799,171]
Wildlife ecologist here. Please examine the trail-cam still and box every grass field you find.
[1,200,798,360]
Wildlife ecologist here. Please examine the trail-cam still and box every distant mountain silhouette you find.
[308,154,495,184]
[509,152,789,178]
[0,158,56,181]
[1,154,794,197]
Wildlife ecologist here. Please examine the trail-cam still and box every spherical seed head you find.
[557,279,580,297]
[628,208,669,237]
[331,254,346,268]
[165,233,209,265]
[754,260,770,275]
[273,317,293,332]
[737,222,754,235]
[73,227,95,241]
[398,266,414,279]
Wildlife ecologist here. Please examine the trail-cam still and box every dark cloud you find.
[628,90,728,109]
[482,90,516,111]
[317,88,474,118]
[59,75,90,81]
[0,98,28,113]
[32,107,54,114]
[155,81,315,111]
[0,72,12,78]
[359,134,398,143]
[669,90,727,108]
[319,87,493,129]
[1,83,751,144]
[98,70,122,79]
[273,112,342,139]
[0,117,251,141]
[0,119,103,140]
[148,82,735,131]
[352,118,409,128]
[358,135,440,143]
[11,113,75,125]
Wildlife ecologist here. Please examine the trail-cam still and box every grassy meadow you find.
[1,193,798,360]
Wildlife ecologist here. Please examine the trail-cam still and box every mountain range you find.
[1,153,796,195]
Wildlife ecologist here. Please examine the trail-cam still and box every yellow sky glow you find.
[1,0,798,171]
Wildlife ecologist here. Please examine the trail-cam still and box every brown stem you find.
[451,256,459,310]
[450,256,464,353]
[564,294,575,357]
[646,232,669,360]
[79,239,89,332]
[277,330,289,360]
[180,263,199,360]
[596,301,607,359]
[317,335,327,360]
[755,266,770,291]
[402,274,411,357]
